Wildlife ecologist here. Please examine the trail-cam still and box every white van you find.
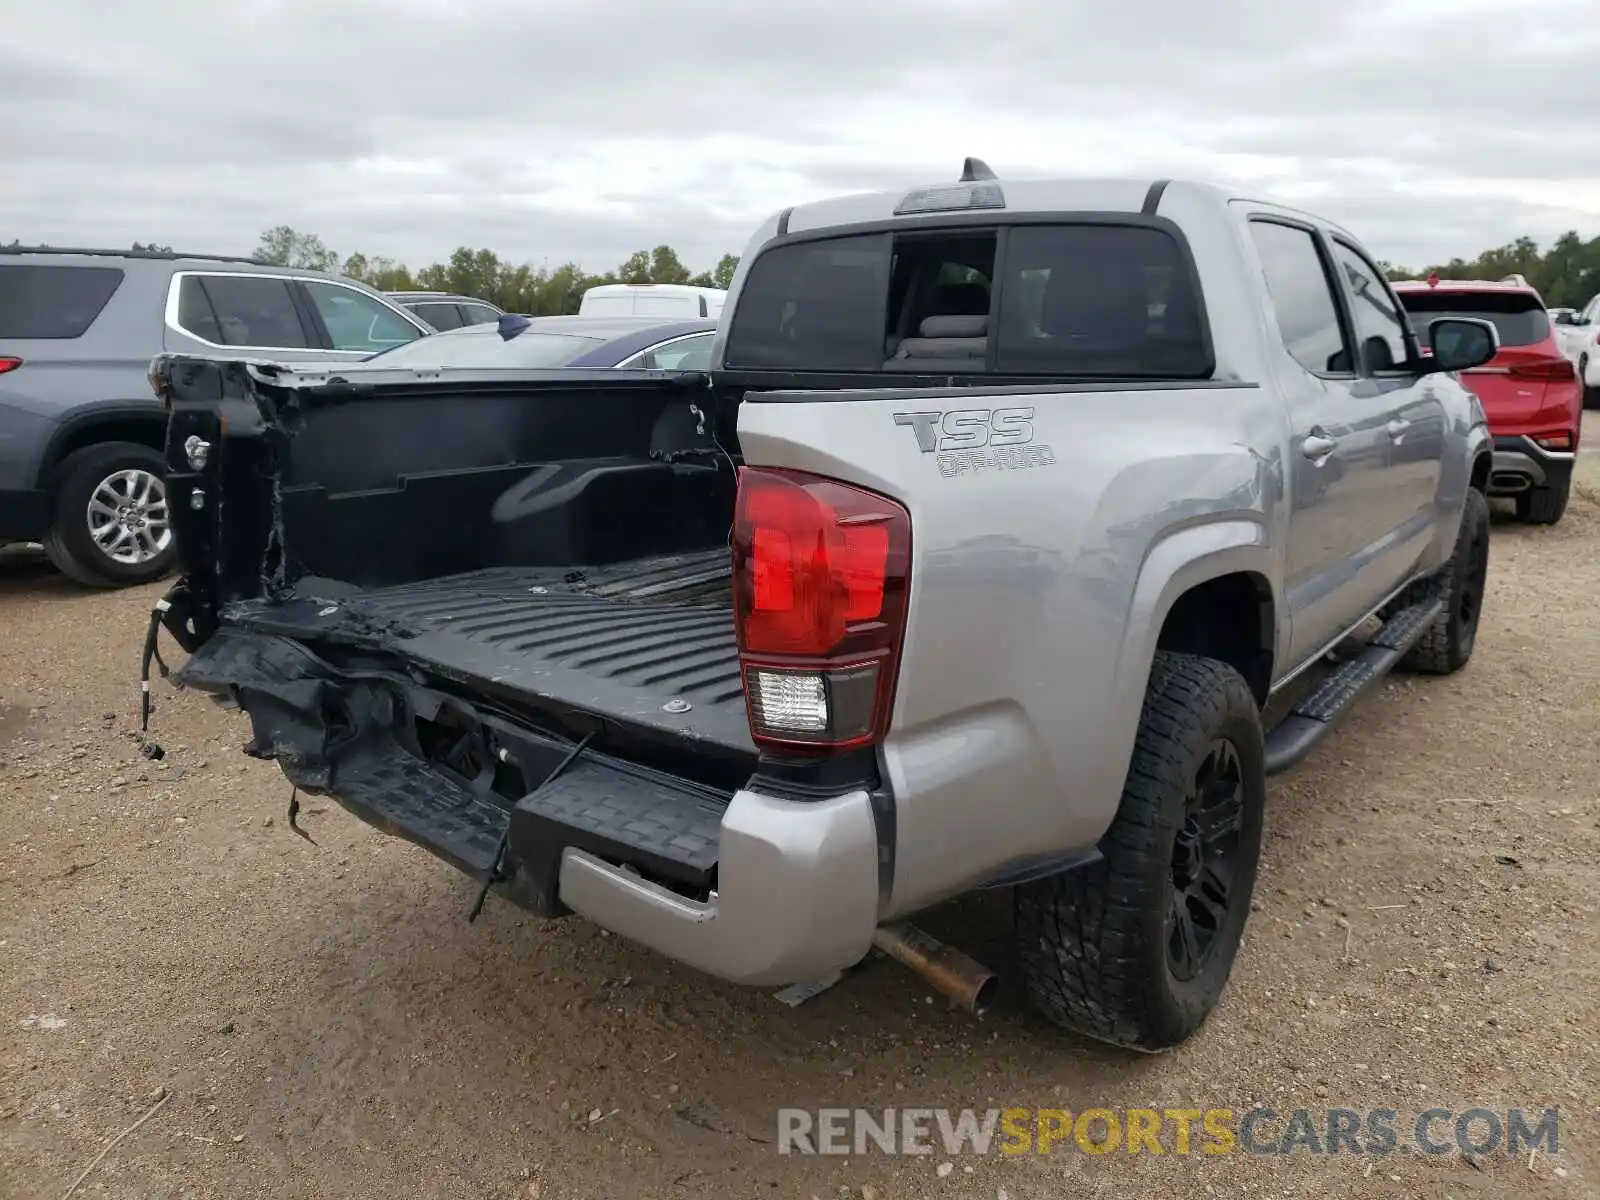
[577,283,726,320]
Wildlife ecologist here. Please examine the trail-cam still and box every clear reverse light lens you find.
[748,668,828,734]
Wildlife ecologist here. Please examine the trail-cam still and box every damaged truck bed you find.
[180,551,753,912]
[155,355,771,929]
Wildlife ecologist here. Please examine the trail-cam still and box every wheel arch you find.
[38,405,167,488]
[1117,520,1280,714]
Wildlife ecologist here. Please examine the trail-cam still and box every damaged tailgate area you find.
[177,550,750,913]
[151,355,757,913]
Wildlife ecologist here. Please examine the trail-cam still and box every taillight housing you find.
[731,466,911,755]
[1508,357,1576,382]
[0,357,21,375]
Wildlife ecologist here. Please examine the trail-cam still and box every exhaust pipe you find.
[872,922,998,1015]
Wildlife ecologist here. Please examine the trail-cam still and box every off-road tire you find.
[1515,476,1569,526]
[1393,487,1490,674]
[1014,651,1265,1052]
[42,442,177,588]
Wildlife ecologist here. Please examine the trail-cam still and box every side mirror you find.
[1421,317,1498,374]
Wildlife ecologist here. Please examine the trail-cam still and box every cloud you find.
[3,0,1597,274]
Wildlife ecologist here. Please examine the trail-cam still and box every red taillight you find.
[1508,357,1576,382]
[732,466,911,755]
[0,357,21,375]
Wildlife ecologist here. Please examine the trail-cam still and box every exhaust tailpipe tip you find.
[871,921,999,1016]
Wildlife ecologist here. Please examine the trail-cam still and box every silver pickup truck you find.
[146,164,1496,1051]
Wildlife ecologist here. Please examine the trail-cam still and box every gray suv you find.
[0,247,430,586]
[385,291,506,330]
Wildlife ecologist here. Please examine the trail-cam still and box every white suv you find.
[1552,294,1600,407]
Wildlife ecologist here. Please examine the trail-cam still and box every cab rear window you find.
[0,264,124,338]
[1399,290,1551,349]
[722,222,1211,378]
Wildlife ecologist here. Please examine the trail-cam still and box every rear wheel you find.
[43,442,177,588]
[1516,475,1569,526]
[1014,651,1265,1051]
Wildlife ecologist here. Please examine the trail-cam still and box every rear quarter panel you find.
[736,381,1287,917]
[0,262,171,486]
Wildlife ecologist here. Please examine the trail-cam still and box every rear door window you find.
[1398,291,1551,350]
[639,332,715,370]
[1247,220,1352,375]
[0,264,124,338]
[302,281,422,352]
[178,274,311,348]
[460,303,502,325]
[411,302,464,331]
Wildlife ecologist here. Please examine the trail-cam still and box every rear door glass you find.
[1398,291,1551,349]
[412,302,464,331]
[0,264,124,338]
[459,304,502,326]
[182,275,311,348]
[1247,220,1352,375]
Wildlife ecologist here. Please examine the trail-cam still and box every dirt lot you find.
[3,453,1598,1200]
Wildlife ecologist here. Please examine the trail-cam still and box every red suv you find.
[1393,274,1578,525]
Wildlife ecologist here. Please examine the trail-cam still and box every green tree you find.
[252,225,339,271]
[131,241,174,253]
[711,253,739,290]
[617,250,652,284]
[646,244,691,284]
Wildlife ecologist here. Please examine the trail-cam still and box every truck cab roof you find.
[771,170,1355,243]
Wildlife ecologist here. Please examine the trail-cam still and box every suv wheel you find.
[1515,475,1569,527]
[43,442,177,588]
[1014,651,1265,1051]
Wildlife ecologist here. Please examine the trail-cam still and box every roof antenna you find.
[960,157,997,182]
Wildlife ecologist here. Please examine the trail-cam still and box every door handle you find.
[1386,418,1411,441]
[1301,432,1338,461]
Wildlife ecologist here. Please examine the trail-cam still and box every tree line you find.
[250,226,740,316]
[244,225,1600,313]
[10,224,1600,312]
[1380,233,1600,307]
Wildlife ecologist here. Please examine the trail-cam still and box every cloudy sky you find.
[4,0,1596,277]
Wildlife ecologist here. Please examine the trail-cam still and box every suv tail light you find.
[0,357,21,375]
[1508,357,1576,382]
[1530,431,1575,451]
[731,466,911,755]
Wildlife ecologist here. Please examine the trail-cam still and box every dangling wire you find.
[138,593,176,732]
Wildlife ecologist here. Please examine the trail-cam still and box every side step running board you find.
[1263,598,1443,776]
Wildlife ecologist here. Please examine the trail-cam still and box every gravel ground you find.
[2,448,1598,1200]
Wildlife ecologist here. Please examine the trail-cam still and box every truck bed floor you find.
[220,549,755,756]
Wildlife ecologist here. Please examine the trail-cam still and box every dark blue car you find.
[355,314,718,372]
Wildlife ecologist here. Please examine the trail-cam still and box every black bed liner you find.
[218,548,754,756]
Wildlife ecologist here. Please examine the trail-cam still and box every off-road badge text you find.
[893,407,1056,477]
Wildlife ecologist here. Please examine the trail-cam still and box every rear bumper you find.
[0,488,50,541]
[559,788,883,987]
[175,626,886,989]
[1489,436,1574,496]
